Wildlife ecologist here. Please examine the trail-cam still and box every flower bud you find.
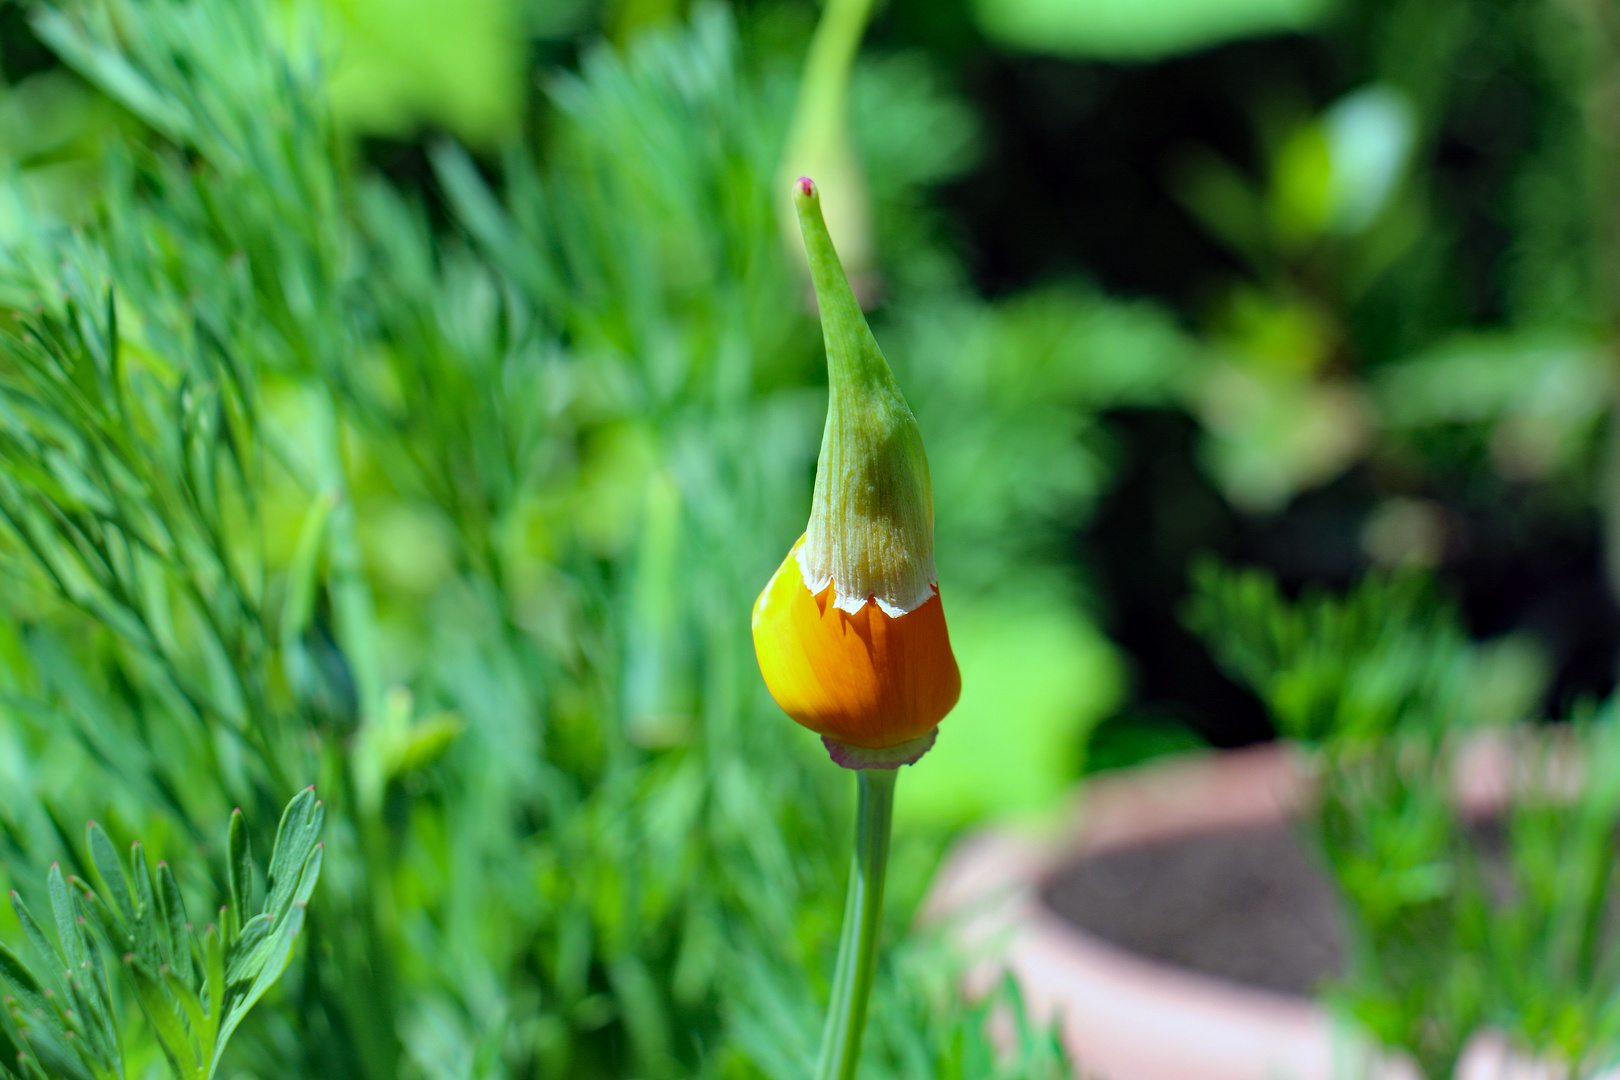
[752,178,960,764]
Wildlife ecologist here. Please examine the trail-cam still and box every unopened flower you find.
[752,177,960,769]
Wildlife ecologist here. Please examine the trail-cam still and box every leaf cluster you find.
[1186,560,1479,746]
[0,790,322,1080]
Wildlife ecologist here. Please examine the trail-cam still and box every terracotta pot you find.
[922,742,1603,1080]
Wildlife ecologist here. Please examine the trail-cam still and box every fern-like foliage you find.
[1185,559,1480,745]
[0,788,322,1080]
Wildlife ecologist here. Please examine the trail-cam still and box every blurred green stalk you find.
[816,767,896,1080]
[796,0,875,122]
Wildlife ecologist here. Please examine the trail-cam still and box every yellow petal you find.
[752,536,960,749]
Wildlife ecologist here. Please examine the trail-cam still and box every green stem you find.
[815,767,896,1080]
[793,0,876,151]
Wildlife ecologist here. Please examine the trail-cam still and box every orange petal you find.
[752,536,961,749]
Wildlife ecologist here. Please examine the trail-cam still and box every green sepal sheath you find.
[793,177,936,616]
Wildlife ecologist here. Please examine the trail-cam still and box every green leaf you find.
[210,898,310,1076]
[8,891,65,993]
[66,878,120,950]
[64,963,116,1070]
[279,491,334,661]
[14,1048,54,1080]
[223,914,272,986]
[47,864,90,981]
[263,788,322,917]
[85,822,135,929]
[226,809,250,939]
[29,8,191,140]
[288,842,323,911]
[163,967,208,1045]
[0,1017,23,1077]
[68,890,119,1062]
[131,843,162,972]
[125,954,199,1080]
[0,942,60,1040]
[157,863,194,990]
[200,922,224,1049]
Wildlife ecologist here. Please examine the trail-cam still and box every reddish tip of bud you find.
[232,807,242,815]
[797,176,814,197]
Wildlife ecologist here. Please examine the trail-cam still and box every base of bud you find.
[820,727,937,770]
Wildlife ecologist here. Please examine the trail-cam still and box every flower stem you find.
[815,767,896,1080]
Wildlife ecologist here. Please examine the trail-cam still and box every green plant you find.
[1188,564,1491,1075]
[1186,564,1469,746]
[1190,562,1620,1078]
[0,789,322,1080]
[1486,710,1620,1077]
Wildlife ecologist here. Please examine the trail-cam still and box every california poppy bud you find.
[752,177,961,768]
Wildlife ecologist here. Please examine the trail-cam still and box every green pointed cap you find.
[792,177,936,616]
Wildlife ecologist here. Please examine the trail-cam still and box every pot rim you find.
[921,735,1559,1080]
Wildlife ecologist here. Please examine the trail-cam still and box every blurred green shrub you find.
[1189,563,1620,1079]
[1187,562,1545,745]
[323,0,526,141]
[1170,82,1421,512]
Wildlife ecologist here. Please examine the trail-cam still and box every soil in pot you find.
[1041,818,1524,998]
[1041,822,1348,996]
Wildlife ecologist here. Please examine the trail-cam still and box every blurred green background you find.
[0,0,1616,1074]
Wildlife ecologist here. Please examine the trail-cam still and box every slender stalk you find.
[793,0,877,151]
[815,767,897,1080]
